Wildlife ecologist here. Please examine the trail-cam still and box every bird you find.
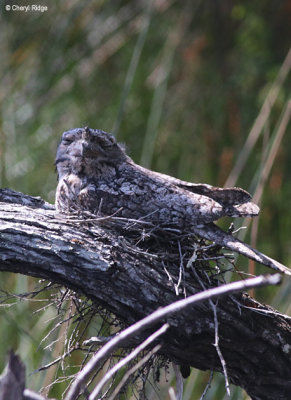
[55,127,291,275]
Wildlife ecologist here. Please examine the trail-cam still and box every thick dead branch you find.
[66,274,282,400]
[0,189,290,400]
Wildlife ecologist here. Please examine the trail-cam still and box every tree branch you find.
[0,189,290,400]
[66,274,282,400]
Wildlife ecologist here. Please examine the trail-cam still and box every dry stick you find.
[247,100,291,282]
[107,344,162,400]
[211,299,230,396]
[89,324,169,400]
[249,216,259,297]
[36,347,80,373]
[248,107,271,289]
[238,99,291,243]
[252,99,291,205]
[191,267,230,396]
[225,47,291,188]
[59,207,124,223]
[171,363,184,400]
[199,370,214,400]
[42,303,75,397]
[168,387,178,400]
[64,274,281,400]
[248,101,291,289]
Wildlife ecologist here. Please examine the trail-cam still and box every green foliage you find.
[0,0,290,398]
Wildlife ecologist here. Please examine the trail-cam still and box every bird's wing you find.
[134,164,259,216]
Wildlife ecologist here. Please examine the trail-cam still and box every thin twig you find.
[34,346,81,373]
[211,300,230,396]
[61,207,124,223]
[191,268,230,396]
[199,370,214,400]
[172,363,184,400]
[175,241,185,296]
[89,323,169,399]
[107,344,162,400]
[83,336,115,346]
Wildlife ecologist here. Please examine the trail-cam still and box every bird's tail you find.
[194,223,291,275]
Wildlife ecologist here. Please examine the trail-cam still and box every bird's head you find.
[55,127,126,179]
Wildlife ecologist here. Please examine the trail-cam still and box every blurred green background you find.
[0,0,290,399]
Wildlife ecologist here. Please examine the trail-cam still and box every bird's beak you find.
[81,141,99,158]
[82,126,91,141]
[81,127,99,158]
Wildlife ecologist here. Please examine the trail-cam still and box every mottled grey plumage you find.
[55,127,291,275]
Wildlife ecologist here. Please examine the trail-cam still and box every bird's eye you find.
[107,135,115,144]
[62,132,75,144]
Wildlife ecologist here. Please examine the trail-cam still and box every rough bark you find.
[0,188,290,399]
